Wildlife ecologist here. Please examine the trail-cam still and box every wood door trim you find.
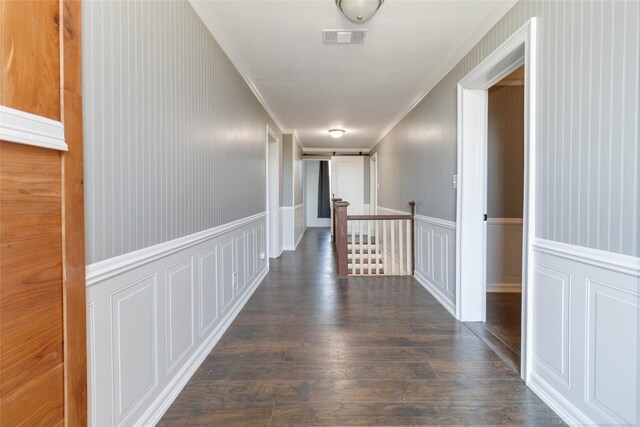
[60,1,87,425]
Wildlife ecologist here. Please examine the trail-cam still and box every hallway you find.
[160,229,563,426]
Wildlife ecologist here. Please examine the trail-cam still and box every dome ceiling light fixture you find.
[328,129,346,138]
[335,0,385,23]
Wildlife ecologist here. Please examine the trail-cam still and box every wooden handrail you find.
[347,214,412,220]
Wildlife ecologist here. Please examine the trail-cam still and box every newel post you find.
[331,198,342,243]
[409,201,416,275]
[335,201,350,277]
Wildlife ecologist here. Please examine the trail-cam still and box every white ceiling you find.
[190,0,517,150]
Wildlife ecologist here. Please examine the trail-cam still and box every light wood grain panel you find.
[0,364,64,427]
[0,142,62,243]
[60,1,87,419]
[0,0,61,119]
[0,235,63,397]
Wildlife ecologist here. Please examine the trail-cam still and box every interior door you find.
[331,156,364,233]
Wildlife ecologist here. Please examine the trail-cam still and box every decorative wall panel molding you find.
[531,239,639,427]
[281,204,305,251]
[86,215,267,426]
[0,106,68,151]
[294,204,306,249]
[408,211,456,317]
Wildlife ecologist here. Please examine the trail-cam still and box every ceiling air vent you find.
[322,30,367,45]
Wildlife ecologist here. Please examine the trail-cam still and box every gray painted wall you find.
[282,134,293,206]
[282,133,304,206]
[83,0,281,263]
[372,0,639,257]
[293,136,303,205]
[364,158,370,204]
[488,86,524,218]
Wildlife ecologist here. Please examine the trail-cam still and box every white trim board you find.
[0,106,68,151]
[86,212,267,286]
[455,18,537,383]
[533,238,640,278]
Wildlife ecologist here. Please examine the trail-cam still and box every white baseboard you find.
[414,270,456,317]
[138,268,267,426]
[486,283,521,293]
[528,373,595,426]
[294,228,305,249]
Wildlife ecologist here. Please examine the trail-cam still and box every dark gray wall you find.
[372,0,640,257]
[83,0,281,263]
[487,86,524,218]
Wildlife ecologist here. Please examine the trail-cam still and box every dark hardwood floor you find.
[486,293,522,354]
[159,228,563,426]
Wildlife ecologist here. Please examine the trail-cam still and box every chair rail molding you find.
[0,106,68,151]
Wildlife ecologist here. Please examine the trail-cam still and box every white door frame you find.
[265,124,280,259]
[455,18,537,379]
[370,152,378,214]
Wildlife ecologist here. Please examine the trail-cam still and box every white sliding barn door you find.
[331,156,364,215]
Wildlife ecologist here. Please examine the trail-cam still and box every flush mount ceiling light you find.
[335,0,384,23]
[328,129,346,138]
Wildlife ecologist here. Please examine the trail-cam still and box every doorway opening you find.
[304,159,332,228]
[455,18,537,379]
[266,124,280,259]
[471,65,526,371]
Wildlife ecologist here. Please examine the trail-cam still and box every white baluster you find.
[359,220,364,275]
[406,219,411,275]
[367,220,372,275]
[396,220,404,275]
[351,220,356,275]
[390,219,396,275]
[375,220,380,275]
[382,220,387,275]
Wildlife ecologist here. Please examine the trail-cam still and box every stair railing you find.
[333,200,415,277]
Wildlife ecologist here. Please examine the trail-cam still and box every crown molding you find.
[188,1,285,134]
[372,0,517,148]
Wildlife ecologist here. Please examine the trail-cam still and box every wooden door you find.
[0,1,87,425]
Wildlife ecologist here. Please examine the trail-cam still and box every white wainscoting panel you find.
[487,218,523,292]
[86,213,268,427]
[294,204,305,248]
[165,259,194,374]
[530,238,639,426]
[282,204,305,251]
[411,211,456,317]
